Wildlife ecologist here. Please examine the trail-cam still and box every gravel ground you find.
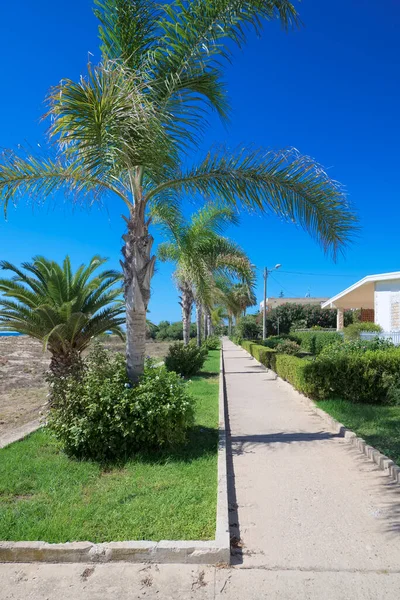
[0,336,171,435]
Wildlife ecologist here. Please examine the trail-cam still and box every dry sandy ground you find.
[0,337,170,435]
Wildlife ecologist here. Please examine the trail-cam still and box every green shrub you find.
[302,348,400,403]
[49,347,195,461]
[250,344,277,369]
[319,337,393,357]
[274,354,310,394]
[291,331,343,355]
[155,321,197,341]
[261,335,293,349]
[235,315,262,340]
[203,335,220,350]
[165,341,208,377]
[265,303,353,335]
[344,322,382,341]
[241,340,256,354]
[275,339,301,355]
[239,327,400,406]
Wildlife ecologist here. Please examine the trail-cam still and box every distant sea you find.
[0,332,22,336]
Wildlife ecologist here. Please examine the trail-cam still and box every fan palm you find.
[0,256,124,377]
[156,203,254,345]
[0,0,357,381]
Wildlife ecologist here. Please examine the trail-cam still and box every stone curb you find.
[0,419,42,450]
[0,349,231,564]
[240,345,400,486]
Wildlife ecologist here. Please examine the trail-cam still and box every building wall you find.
[259,297,328,312]
[374,280,400,332]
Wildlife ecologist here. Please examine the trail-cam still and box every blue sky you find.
[1,0,399,323]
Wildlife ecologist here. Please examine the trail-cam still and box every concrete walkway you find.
[224,339,400,587]
[1,339,400,599]
[0,419,41,449]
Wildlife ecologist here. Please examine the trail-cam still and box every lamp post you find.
[262,264,281,340]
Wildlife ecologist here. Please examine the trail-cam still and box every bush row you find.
[242,340,277,369]
[240,340,400,405]
[290,331,342,355]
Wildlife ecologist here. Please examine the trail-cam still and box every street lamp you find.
[263,264,281,340]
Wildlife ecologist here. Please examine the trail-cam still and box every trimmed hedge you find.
[301,349,400,403]
[291,331,342,355]
[239,340,400,405]
[241,341,277,369]
[274,354,310,394]
[241,341,309,390]
[252,344,277,369]
[241,340,254,353]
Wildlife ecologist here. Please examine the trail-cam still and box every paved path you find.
[1,339,400,599]
[224,339,400,588]
[0,419,41,449]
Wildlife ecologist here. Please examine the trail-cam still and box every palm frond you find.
[156,202,255,308]
[147,146,358,258]
[190,203,239,236]
[0,150,130,214]
[157,242,180,263]
[0,256,124,355]
[46,61,177,183]
[153,0,298,120]
[94,0,159,69]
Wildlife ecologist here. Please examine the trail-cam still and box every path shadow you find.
[339,442,400,538]
[224,372,243,565]
[230,431,341,455]
[380,479,400,536]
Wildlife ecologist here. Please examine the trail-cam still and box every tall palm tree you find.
[232,282,258,317]
[156,203,254,345]
[214,278,257,335]
[0,256,124,377]
[0,0,357,381]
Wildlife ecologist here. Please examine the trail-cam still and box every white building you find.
[322,271,400,332]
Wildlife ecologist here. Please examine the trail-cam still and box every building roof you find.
[260,297,328,310]
[322,272,400,309]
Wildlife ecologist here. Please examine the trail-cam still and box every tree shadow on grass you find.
[191,371,219,380]
[98,425,219,471]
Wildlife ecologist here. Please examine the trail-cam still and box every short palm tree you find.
[0,0,357,381]
[156,203,254,345]
[0,256,124,377]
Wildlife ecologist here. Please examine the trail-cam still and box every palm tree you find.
[0,0,357,381]
[0,256,124,377]
[232,282,258,317]
[214,279,256,336]
[156,203,254,345]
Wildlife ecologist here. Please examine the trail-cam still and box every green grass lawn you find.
[317,399,400,464]
[0,350,220,543]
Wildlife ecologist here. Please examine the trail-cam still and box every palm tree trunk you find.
[49,350,83,379]
[207,313,212,336]
[196,303,202,347]
[203,313,208,340]
[122,203,155,383]
[180,281,194,346]
[228,315,232,336]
